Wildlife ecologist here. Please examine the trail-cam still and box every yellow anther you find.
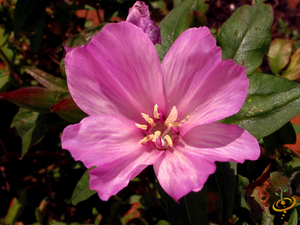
[169,106,178,122]
[141,113,155,127]
[165,118,171,127]
[164,135,173,147]
[135,123,148,130]
[152,131,161,142]
[139,134,155,144]
[153,104,160,119]
[170,122,181,127]
[165,106,178,127]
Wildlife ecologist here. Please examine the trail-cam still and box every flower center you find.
[136,105,183,150]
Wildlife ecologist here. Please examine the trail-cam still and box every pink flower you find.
[62,21,260,202]
[126,1,161,44]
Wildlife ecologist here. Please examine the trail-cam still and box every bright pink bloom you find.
[62,21,260,202]
[126,1,161,44]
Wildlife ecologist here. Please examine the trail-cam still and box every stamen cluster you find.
[136,104,181,150]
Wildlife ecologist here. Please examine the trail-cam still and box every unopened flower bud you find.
[126,1,161,44]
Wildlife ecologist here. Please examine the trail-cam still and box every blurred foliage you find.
[0,0,300,224]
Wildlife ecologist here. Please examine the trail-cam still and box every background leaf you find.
[223,73,300,139]
[4,188,27,225]
[157,181,209,225]
[214,162,237,225]
[24,67,68,93]
[263,122,296,152]
[282,47,300,80]
[13,0,39,38]
[217,1,273,74]
[51,95,87,123]
[268,39,293,75]
[71,168,97,205]
[0,87,58,113]
[63,23,106,49]
[11,108,63,156]
[287,209,298,225]
[155,0,195,61]
[25,0,47,52]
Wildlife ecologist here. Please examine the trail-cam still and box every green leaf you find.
[157,181,209,225]
[92,207,102,225]
[11,108,63,157]
[0,24,9,46]
[268,39,293,75]
[150,1,169,15]
[214,162,237,225]
[49,222,80,225]
[0,43,15,63]
[106,196,123,225]
[25,0,47,52]
[223,73,300,139]
[263,122,296,152]
[0,87,58,113]
[4,188,27,225]
[0,69,10,91]
[287,209,298,225]
[60,58,66,79]
[282,47,300,80]
[217,1,273,74]
[285,159,300,177]
[156,220,170,225]
[155,0,195,61]
[51,95,88,123]
[71,168,97,205]
[63,23,106,49]
[236,175,250,210]
[35,199,47,223]
[13,0,39,38]
[282,64,300,81]
[24,67,68,93]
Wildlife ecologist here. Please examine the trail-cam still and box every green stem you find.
[0,48,22,83]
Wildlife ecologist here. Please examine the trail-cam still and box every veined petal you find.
[154,122,259,202]
[181,122,260,163]
[162,27,222,115]
[65,22,165,123]
[153,149,216,202]
[161,27,248,133]
[62,115,163,201]
[178,60,248,135]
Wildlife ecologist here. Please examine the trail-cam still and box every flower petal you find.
[161,27,248,133]
[181,122,260,163]
[154,149,216,202]
[162,27,221,113]
[154,122,259,202]
[62,115,163,201]
[65,22,165,123]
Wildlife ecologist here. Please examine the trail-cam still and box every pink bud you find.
[126,1,161,44]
